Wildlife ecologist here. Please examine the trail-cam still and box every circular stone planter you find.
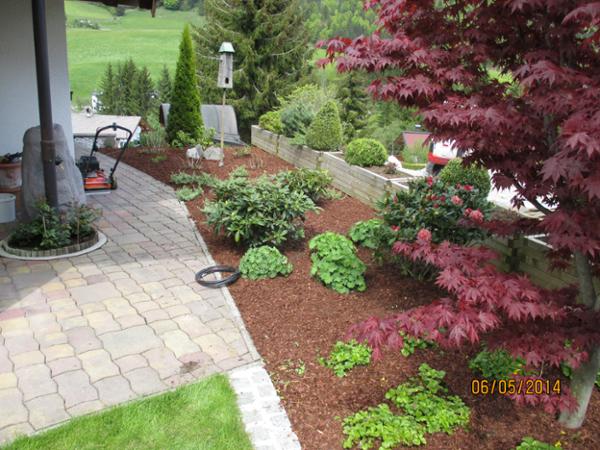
[0,230,107,261]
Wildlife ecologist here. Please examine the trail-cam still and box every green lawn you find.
[4,375,252,450]
[65,1,204,104]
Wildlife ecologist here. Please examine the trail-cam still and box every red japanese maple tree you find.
[319,0,600,427]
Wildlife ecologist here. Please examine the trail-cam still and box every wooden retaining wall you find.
[251,125,595,290]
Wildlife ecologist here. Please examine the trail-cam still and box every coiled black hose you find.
[195,265,241,288]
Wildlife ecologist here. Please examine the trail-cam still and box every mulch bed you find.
[103,145,600,450]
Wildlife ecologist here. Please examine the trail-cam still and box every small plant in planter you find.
[239,246,293,280]
[8,200,100,251]
[319,340,372,377]
[309,232,366,294]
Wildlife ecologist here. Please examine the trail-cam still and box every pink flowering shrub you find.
[377,177,491,247]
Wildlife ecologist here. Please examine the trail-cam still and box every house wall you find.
[0,0,74,157]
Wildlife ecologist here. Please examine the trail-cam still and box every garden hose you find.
[195,265,241,288]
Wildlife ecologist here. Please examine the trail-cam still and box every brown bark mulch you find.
[102,145,600,450]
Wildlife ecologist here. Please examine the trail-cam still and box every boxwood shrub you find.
[345,138,388,167]
[438,158,491,198]
[305,101,343,151]
[258,111,284,135]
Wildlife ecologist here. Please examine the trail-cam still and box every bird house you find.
[217,42,235,89]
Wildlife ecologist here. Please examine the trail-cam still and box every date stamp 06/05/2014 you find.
[471,378,562,396]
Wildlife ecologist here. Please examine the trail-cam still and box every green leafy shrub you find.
[343,363,469,449]
[239,246,293,280]
[258,111,284,135]
[401,142,429,165]
[305,101,343,151]
[439,158,492,198]
[163,0,182,10]
[400,332,434,357]
[348,219,384,250]
[319,340,372,377]
[150,154,167,163]
[139,127,167,150]
[280,103,314,140]
[170,172,216,188]
[345,138,388,167]
[469,349,525,380]
[203,174,317,247]
[309,232,366,294]
[9,201,99,250]
[275,169,333,203]
[176,186,203,202]
[515,437,561,450]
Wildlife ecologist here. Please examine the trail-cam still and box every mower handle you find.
[89,122,134,182]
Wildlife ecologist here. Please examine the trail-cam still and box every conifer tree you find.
[99,63,116,113]
[337,72,369,141]
[157,65,173,104]
[194,0,311,134]
[135,66,155,118]
[166,25,203,143]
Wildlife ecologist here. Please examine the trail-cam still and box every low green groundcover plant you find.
[515,437,562,449]
[400,332,435,357]
[469,348,525,380]
[305,100,343,151]
[349,219,384,250]
[203,172,317,247]
[309,232,366,294]
[170,171,216,188]
[176,186,203,202]
[343,364,470,449]
[345,138,388,167]
[258,110,284,134]
[239,246,293,280]
[438,158,492,199]
[9,201,99,250]
[4,374,252,450]
[319,340,372,377]
[275,168,333,203]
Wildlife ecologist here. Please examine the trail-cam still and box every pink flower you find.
[417,229,432,242]
[463,185,474,192]
[390,225,400,232]
[469,209,484,223]
[433,203,439,209]
[451,195,463,206]
[439,195,446,203]
[464,208,473,216]
[426,177,434,187]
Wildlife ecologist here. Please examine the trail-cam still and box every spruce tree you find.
[99,63,116,113]
[166,25,203,143]
[157,65,173,104]
[194,0,311,135]
[337,72,369,141]
[135,66,155,118]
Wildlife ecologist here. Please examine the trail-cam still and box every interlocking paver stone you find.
[115,354,147,373]
[42,344,74,362]
[55,370,98,408]
[143,348,181,379]
[65,327,102,354]
[94,375,135,406]
[161,330,201,358]
[12,350,45,369]
[26,394,70,430]
[174,315,210,338]
[124,367,165,395]
[4,335,38,356]
[48,357,82,377]
[0,422,34,445]
[0,389,28,429]
[100,326,162,359]
[70,282,120,305]
[16,364,56,401]
[0,372,17,389]
[79,349,119,382]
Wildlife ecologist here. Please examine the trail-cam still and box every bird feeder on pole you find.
[217,42,234,165]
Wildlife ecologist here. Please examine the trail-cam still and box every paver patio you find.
[0,151,262,444]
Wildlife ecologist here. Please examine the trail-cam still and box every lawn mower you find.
[77,123,132,192]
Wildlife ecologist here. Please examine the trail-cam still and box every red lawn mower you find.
[77,123,133,191]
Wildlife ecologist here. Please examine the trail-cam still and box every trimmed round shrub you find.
[239,246,293,280]
[345,139,388,167]
[258,111,284,135]
[305,101,343,151]
[439,158,491,198]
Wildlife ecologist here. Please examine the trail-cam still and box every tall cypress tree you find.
[166,25,203,143]
[135,66,155,118]
[99,63,116,113]
[157,65,173,104]
[194,0,311,135]
[337,72,369,141]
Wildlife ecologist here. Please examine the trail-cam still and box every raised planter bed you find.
[0,230,106,260]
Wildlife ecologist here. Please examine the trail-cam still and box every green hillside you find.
[65,1,204,105]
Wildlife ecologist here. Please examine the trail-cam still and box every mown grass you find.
[65,1,204,104]
[4,374,252,450]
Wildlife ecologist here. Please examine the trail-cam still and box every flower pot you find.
[0,161,22,192]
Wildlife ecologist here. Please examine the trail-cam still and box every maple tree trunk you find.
[559,252,599,429]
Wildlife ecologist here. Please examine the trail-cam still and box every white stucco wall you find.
[0,0,74,157]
